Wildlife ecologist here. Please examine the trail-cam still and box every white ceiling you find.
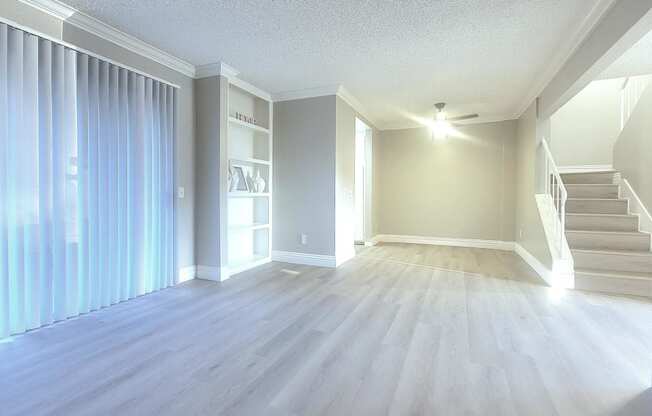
[600,28,652,80]
[58,0,602,129]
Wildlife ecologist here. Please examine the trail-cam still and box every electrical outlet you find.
[519,228,524,239]
[300,233,308,245]
[177,187,185,199]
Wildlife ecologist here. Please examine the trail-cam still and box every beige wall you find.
[376,120,517,242]
[514,104,553,268]
[614,83,652,212]
[550,78,622,166]
[0,0,196,270]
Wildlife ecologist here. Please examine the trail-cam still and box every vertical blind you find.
[0,22,176,339]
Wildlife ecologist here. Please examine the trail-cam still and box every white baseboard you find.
[618,177,652,242]
[373,234,571,288]
[336,246,356,267]
[196,265,230,282]
[514,244,553,286]
[374,234,515,251]
[558,164,612,173]
[178,265,196,283]
[514,243,574,289]
[271,250,336,268]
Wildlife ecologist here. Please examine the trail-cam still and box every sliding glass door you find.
[0,22,176,338]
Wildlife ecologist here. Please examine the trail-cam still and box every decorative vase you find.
[228,168,238,191]
[253,169,266,193]
[246,170,255,192]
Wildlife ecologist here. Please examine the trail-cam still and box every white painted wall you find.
[614,80,652,215]
[550,78,623,167]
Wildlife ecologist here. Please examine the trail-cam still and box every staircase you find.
[562,170,652,297]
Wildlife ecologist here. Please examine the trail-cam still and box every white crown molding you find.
[19,0,196,78]
[230,76,272,101]
[272,84,380,128]
[512,0,618,119]
[272,85,341,102]
[20,0,74,19]
[335,86,377,129]
[195,61,240,79]
[271,251,336,268]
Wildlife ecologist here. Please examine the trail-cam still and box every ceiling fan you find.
[430,102,478,139]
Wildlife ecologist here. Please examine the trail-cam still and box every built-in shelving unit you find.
[226,82,273,277]
[195,67,273,282]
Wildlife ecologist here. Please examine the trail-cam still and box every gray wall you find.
[614,82,652,212]
[1,0,196,270]
[376,120,517,242]
[273,96,337,256]
[194,76,222,268]
[514,103,553,268]
[550,78,622,167]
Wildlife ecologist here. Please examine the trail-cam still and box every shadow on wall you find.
[612,388,652,416]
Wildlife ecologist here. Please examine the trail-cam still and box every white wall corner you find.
[178,265,197,283]
[374,234,515,251]
[271,250,336,268]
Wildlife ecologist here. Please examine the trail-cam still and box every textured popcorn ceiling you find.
[61,0,600,128]
[600,29,652,80]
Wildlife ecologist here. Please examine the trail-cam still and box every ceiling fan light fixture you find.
[431,119,450,140]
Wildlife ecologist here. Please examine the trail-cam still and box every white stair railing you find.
[541,139,568,258]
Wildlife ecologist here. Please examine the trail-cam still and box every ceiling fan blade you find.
[448,114,479,121]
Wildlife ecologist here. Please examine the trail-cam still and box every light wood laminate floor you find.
[1,243,651,416]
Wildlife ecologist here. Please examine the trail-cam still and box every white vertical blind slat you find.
[0,22,176,338]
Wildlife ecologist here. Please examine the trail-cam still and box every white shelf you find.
[225,81,272,280]
[228,192,270,198]
[229,116,269,134]
[230,157,271,166]
[228,223,270,231]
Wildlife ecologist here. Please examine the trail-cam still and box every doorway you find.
[354,118,372,245]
